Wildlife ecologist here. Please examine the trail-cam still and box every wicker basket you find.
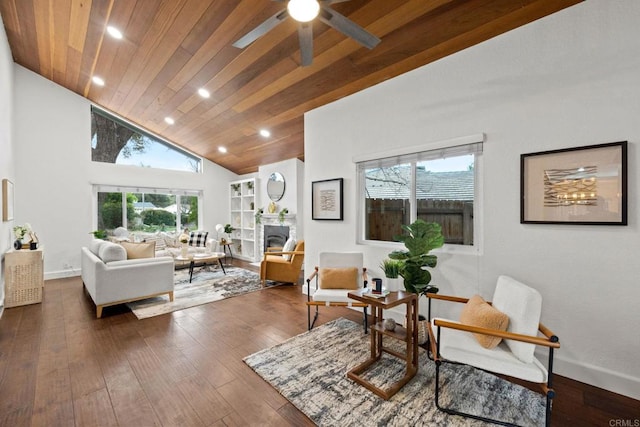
[4,249,44,307]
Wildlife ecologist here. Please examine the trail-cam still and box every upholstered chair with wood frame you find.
[426,275,560,426]
[306,252,370,333]
[260,240,305,287]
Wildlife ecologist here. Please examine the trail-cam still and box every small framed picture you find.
[312,178,343,220]
[521,141,627,225]
[2,178,14,222]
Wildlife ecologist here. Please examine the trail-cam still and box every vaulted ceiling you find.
[0,0,581,174]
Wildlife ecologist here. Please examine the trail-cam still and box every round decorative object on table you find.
[383,318,396,331]
[14,239,22,250]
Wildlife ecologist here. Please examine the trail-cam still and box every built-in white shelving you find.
[228,178,258,261]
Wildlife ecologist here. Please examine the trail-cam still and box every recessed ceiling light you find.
[259,129,271,138]
[218,146,227,153]
[164,117,175,125]
[92,76,105,86]
[106,26,123,39]
[198,88,210,98]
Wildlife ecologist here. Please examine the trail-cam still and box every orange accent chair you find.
[259,240,305,287]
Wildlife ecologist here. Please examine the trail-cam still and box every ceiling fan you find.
[233,0,381,66]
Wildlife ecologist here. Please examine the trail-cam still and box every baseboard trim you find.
[550,355,640,401]
[45,269,81,280]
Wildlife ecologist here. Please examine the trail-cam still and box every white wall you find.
[305,1,640,399]
[12,66,237,279]
[257,158,303,217]
[0,14,14,313]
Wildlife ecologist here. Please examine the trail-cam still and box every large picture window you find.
[91,106,201,173]
[357,138,482,246]
[96,186,201,233]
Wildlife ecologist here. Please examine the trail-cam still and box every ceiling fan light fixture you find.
[287,0,320,23]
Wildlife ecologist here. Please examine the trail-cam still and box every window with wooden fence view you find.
[360,143,480,246]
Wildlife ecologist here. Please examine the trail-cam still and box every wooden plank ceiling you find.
[0,0,582,174]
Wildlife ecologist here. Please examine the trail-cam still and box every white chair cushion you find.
[282,237,296,261]
[98,241,127,263]
[492,275,542,364]
[312,288,362,304]
[433,319,548,383]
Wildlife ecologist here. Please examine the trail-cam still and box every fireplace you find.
[264,225,289,251]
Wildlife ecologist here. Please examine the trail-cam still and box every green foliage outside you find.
[141,209,175,227]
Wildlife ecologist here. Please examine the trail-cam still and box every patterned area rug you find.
[127,266,275,319]
[244,318,546,426]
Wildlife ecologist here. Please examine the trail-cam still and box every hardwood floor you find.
[0,259,637,426]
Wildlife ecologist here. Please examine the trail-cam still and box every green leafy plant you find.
[380,258,401,279]
[90,230,108,240]
[247,181,254,190]
[254,207,263,224]
[231,184,241,193]
[223,224,235,235]
[278,208,289,225]
[388,219,444,295]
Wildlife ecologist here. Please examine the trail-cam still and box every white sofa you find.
[81,239,174,318]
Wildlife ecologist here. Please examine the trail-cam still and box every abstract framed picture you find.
[521,141,627,225]
[2,178,14,222]
[312,178,344,220]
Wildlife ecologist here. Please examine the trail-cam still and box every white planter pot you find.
[385,277,403,292]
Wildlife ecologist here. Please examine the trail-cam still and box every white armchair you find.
[81,239,174,318]
[427,275,560,426]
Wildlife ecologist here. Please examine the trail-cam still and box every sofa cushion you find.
[120,241,156,259]
[460,295,509,349]
[189,231,209,247]
[319,267,359,290]
[98,241,127,263]
[89,239,105,256]
[143,233,166,250]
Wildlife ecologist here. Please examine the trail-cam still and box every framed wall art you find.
[521,141,627,225]
[2,178,14,222]
[312,178,343,220]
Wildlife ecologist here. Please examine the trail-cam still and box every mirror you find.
[267,172,286,201]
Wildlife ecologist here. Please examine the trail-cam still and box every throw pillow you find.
[89,239,105,256]
[98,241,127,263]
[120,241,156,259]
[189,231,209,247]
[281,237,296,261]
[319,267,359,290]
[459,295,510,349]
[143,233,166,250]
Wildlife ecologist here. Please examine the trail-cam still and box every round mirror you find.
[267,172,286,202]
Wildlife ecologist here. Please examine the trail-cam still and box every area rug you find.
[244,318,546,426]
[127,266,275,319]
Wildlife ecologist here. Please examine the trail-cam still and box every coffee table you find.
[176,252,226,283]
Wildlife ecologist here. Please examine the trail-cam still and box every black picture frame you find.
[312,178,344,220]
[520,141,627,225]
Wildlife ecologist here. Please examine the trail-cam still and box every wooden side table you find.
[346,290,418,400]
[4,248,44,307]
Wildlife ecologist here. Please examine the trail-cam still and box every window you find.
[96,186,201,233]
[357,137,482,246]
[91,106,201,173]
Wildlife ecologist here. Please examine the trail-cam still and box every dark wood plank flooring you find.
[0,259,637,426]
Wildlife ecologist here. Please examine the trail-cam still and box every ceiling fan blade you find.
[318,6,380,50]
[233,9,289,49]
[298,22,313,66]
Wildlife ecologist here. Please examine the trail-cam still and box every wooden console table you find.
[346,290,418,400]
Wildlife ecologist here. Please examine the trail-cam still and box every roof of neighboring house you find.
[133,202,157,210]
[365,168,474,201]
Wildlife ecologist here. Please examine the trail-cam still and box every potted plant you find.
[278,208,289,225]
[231,183,241,196]
[255,207,263,225]
[380,258,402,291]
[90,230,108,240]
[246,181,254,194]
[388,219,444,296]
[223,223,235,240]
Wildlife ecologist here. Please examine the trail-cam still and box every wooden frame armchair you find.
[426,275,560,426]
[259,240,304,287]
[306,252,370,333]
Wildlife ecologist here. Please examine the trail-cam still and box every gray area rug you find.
[127,266,276,319]
[244,318,545,426]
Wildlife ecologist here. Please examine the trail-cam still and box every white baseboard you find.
[551,355,640,401]
[45,269,81,280]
